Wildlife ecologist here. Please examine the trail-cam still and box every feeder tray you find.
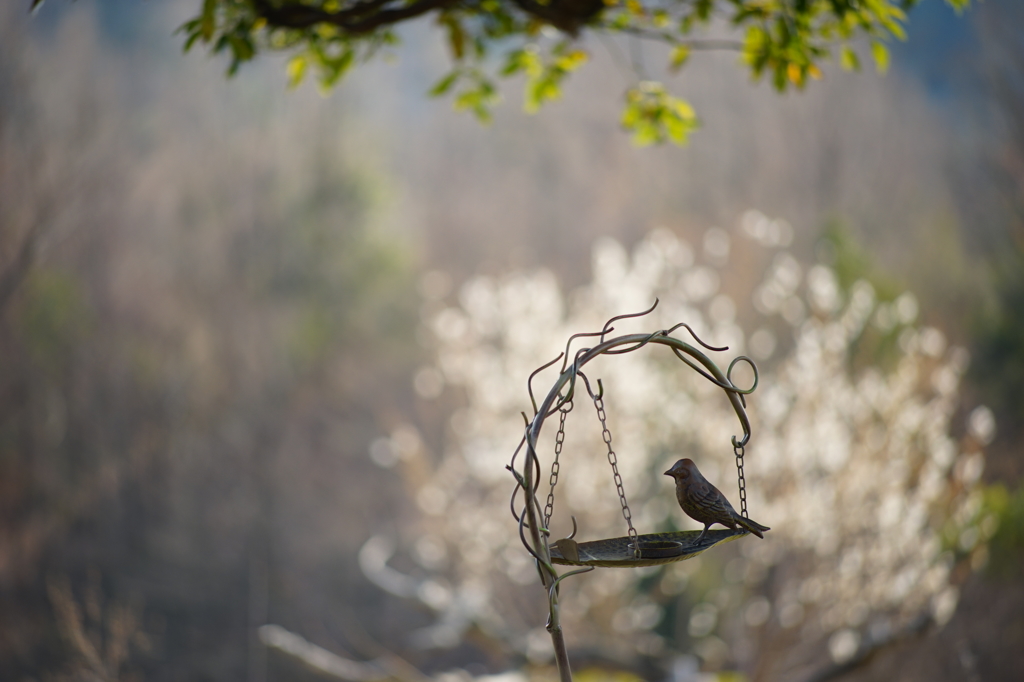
[550,529,749,568]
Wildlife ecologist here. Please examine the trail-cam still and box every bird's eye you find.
[679,470,689,478]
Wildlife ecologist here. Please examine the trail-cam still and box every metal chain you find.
[734,441,748,518]
[544,402,572,529]
[592,392,640,559]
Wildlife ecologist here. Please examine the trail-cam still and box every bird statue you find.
[665,458,770,544]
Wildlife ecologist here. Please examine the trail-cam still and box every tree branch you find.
[598,23,745,51]
[255,0,460,35]
[259,625,386,681]
[507,0,606,34]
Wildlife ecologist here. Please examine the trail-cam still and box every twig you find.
[254,0,459,35]
[259,624,386,681]
[596,24,745,51]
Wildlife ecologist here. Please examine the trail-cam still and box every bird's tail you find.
[735,515,770,539]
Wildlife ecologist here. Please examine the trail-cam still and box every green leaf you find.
[840,45,861,71]
[229,34,254,62]
[225,34,256,77]
[182,26,203,53]
[742,24,769,74]
[871,41,890,74]
[200,0,216,41]
[287,55,307,88]
[452,72,499,123]
[429,70,461,97]
[554,49,588,72]
[521,47,543,78]
[772,62,787,91]
[669,45,691,72]
[620,84,697,147]
[525,76,560,113]
[174,0,968,140]
[440,14,466,61]
[883,19,907,41]
[315,45,355,89]
[333,49,355,82]
[500,49,527,76]
[670,97,695,120]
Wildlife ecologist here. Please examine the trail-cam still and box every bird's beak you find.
[664,468,673,476]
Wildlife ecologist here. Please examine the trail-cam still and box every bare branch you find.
[255,0,459,35]
[259,624,386,681]
[508,0,605,34]
[598,23,744,51]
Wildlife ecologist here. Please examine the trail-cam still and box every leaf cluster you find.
[177,0,970,145]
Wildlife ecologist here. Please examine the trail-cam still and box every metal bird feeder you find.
[506,301,760,682]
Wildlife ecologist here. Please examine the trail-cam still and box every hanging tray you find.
[549,529,749,568]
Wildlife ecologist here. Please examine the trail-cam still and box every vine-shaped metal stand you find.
[506,300,758,682]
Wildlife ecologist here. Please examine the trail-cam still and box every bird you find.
[664,458,770,544]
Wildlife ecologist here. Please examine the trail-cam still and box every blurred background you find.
[1,1,1022,681]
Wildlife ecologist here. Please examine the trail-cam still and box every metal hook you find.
[549,386,576,416]
[579,373,603,402]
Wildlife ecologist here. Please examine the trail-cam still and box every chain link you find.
[592,393,640,559]
[734,441,748,518]
[544,402,572,529]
